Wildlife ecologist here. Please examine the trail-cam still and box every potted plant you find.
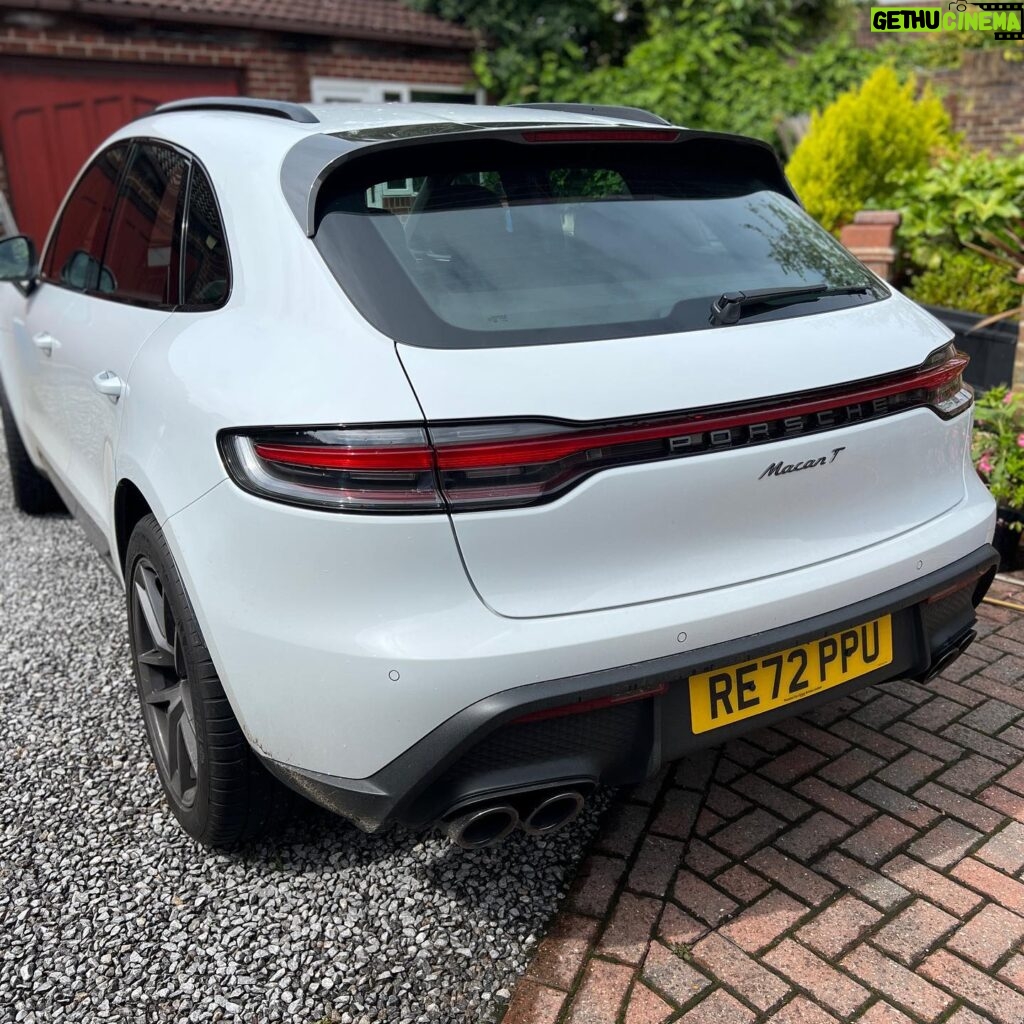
[973,387,1024,570]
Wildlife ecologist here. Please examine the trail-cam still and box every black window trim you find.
[39,135,232,313]
[176,155,233,313]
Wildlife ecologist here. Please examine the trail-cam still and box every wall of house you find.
[0,13,473,233]
[931,49,1024,153]
[855,7,1024,153]
[0,18,474,98]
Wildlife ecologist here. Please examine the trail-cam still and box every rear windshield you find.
[313,139,886,348]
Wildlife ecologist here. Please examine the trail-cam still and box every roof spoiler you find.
[510,103,671,127]
[151,97,320,124]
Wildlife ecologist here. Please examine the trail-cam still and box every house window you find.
[309,78,483,106]
[311,79,483,206]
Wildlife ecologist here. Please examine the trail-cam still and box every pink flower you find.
[1005,392,1015,404]
[979,455,994,474]
[1017,434,1024,448]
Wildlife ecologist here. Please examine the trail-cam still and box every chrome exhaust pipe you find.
[444,804,519,850]
[521,791,585,837]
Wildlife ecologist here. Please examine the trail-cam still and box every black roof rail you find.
[151,97,320,124]
[510,103,671,127]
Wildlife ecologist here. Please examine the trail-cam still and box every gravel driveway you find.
[0,426,604,1024]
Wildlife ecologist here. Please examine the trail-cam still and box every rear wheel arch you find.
[125,512,291,845]
[114,478,154,575]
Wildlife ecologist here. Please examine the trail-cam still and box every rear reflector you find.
[924,566,990,604]
[219,344,971,514]
[512,683,668,724]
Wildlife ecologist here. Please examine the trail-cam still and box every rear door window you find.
[314,139,886,348]
[102,142,189,307]
[42,143,130,291]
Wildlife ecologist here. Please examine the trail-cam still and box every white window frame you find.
[311,78,485,199]
[309,78,485,106]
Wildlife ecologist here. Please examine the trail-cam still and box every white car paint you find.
[164,470,993,778]
[0,102,996,793]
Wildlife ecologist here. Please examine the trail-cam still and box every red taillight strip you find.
[253,442,434,471]
[521,129,679,143]
[234,350,968,513]
[512,683,668,725]
[434,355,969,471]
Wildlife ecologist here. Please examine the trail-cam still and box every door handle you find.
[92,370,124,402]
[32,331,59,356]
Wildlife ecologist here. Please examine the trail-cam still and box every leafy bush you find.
[893,151,1024,271]
[786,66,955,232]
[973,388,1024,516]
[903,249,1022,315]
[413,0,848,109]
[547,2,867,150]
[412,0,1018,153]
[694,36,883,147]
[408,0,650,105]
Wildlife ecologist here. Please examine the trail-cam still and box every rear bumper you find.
[264,544,997,832]
[164,467,995,783]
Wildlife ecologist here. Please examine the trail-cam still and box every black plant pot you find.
[994,507,1024,572]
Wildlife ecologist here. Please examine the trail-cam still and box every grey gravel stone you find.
[0,424,606,1023]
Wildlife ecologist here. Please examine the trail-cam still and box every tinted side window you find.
[181,166,229,308]
[43,143,129,291]
[102,143,189,307]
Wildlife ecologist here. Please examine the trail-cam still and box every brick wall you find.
[932,49,1024,153]
[0,13,473,230]
[855,7,1024,154]
[0,14,474,101]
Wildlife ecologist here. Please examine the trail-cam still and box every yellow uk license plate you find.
[689,614,893,734]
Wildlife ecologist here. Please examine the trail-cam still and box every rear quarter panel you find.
[116,149,423,529]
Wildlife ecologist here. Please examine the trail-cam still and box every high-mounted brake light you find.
[521,129,679,144]
[220,346,971,514]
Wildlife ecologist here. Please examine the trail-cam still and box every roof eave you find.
[0,0,478,50]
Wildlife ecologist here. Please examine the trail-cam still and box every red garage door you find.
[0,60,240,247]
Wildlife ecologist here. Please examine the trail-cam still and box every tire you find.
[0,390,65,514]
[125,514,290,846]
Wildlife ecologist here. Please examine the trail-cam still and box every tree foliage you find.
[406,0,650,103]
[413,0,1019,154]
[904,250,1022,316]
[555,12,1016,149]
[891,151,1024,318]
[785,66,954,232]
[891,151,1024,270]
[411,0,848,113]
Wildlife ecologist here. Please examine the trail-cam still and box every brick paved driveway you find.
[502,578,1024,1024]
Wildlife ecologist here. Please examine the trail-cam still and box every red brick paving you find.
[502,580,1024,1023]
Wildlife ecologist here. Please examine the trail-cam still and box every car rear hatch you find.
[307,126,972,617]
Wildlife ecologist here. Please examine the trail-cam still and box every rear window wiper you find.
[709,284,872,326]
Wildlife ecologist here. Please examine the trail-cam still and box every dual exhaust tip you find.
[919,627,977,683]
[444,790,585,850]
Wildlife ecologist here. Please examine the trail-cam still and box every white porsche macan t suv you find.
[0,99,997,850]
